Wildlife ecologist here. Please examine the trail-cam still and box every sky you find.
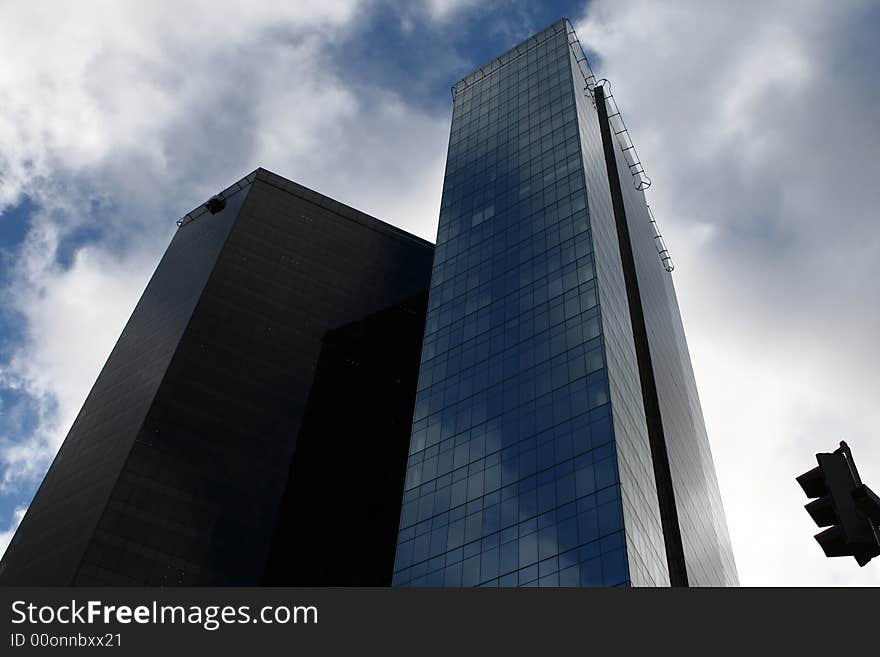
[0,0,878,586]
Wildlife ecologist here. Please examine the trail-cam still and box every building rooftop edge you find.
[176,167,435,250]
[453,18,571,93]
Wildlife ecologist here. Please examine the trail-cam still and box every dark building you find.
[391,19,738,587]
[0,168,434,585]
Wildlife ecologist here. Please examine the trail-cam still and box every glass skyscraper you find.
[392,19,737,587]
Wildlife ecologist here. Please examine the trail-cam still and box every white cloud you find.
[0,1,360,211]
[1,222,161,488]
[251,47,448,240]
[577,0,880,585]
[424,0,482,22]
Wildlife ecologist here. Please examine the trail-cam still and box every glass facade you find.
[393,21,633,588]
[393,19,737,587]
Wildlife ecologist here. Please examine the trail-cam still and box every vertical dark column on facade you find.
[593,86,688,586]
[592,86,738,586]
[565,33,669,587]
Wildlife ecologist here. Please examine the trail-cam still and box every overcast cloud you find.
[1,0,878,586]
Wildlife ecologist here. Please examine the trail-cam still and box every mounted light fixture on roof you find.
[205,194,227,215]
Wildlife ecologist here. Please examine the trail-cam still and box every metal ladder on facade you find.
[566,22,674,274]
[595,79,651,191]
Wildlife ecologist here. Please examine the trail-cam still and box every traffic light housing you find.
[797,442,880,567]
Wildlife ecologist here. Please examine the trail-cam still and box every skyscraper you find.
[0,168,434,585]
[391,19,737,587]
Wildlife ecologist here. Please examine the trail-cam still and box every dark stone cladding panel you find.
[0,174,254,585]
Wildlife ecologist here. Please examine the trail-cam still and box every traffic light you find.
[796,441,880,567]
